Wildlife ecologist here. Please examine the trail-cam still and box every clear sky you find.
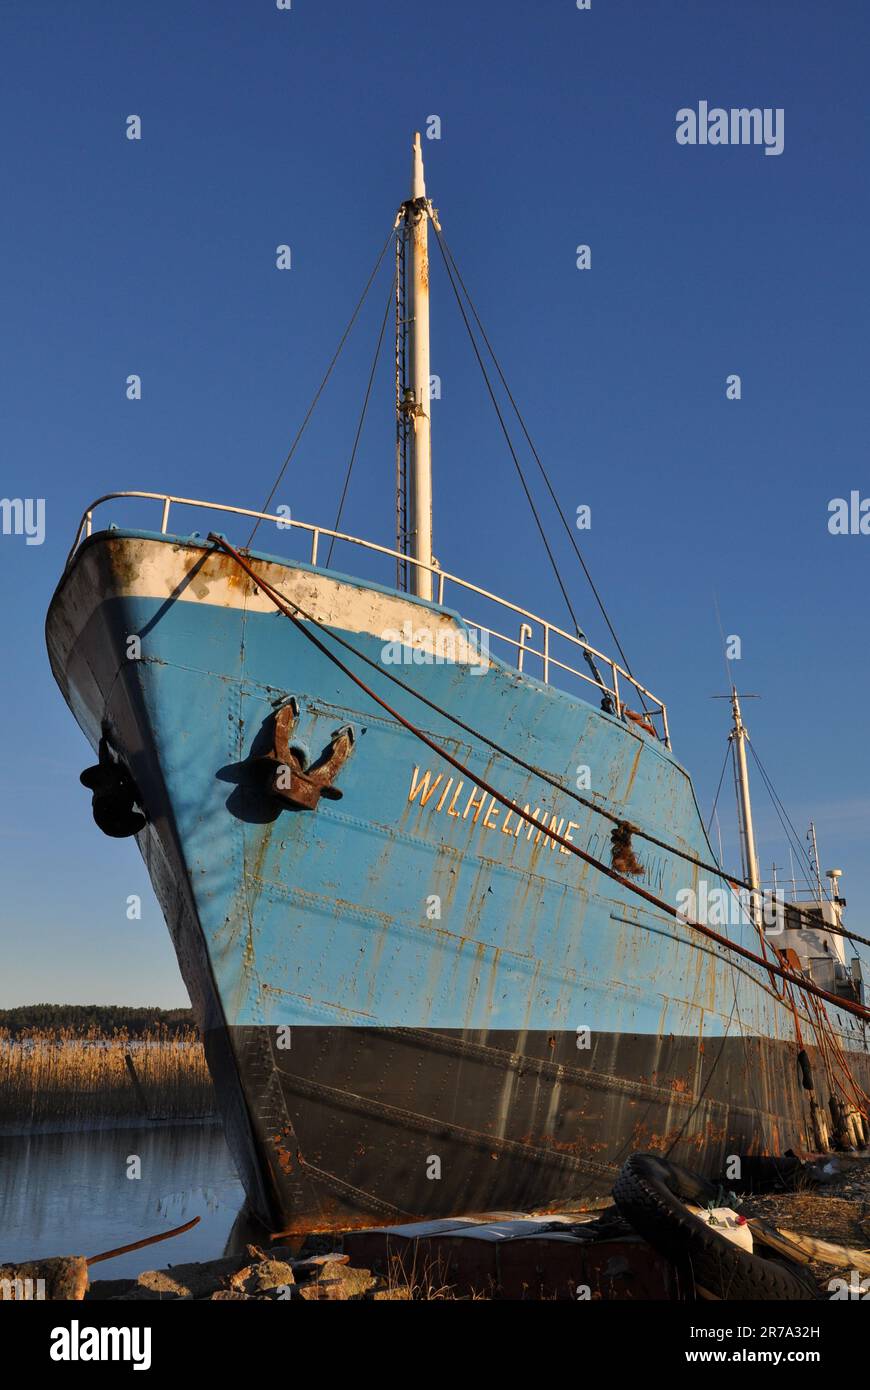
[2,0,869,1007]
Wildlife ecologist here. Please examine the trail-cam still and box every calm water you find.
[0,1122,248,1278]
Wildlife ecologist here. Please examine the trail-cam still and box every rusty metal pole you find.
[408,132,433,601]
[730,688,761,926]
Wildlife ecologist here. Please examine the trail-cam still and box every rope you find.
[206,533,870,1026]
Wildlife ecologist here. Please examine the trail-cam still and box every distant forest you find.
[0,1004,198,1036]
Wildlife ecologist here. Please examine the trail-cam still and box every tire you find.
[612,1153,819,1301]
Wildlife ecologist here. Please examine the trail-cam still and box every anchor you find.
[80,736,146,838]
[257,699,354,811]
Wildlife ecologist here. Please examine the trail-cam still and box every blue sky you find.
[2,0,869,1006]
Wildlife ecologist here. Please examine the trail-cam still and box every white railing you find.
[66,491,670,748]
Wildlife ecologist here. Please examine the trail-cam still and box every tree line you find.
[0,1004,198,1036]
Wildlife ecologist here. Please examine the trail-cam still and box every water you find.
[0,1122,247,1279]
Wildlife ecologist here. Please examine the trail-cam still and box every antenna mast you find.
[807,822,824,901]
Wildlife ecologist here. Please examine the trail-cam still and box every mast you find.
[405,132,434,601]
[729,687,762,924]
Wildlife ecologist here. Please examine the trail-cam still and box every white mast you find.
[729,688,761,924]
[407,132,434,601]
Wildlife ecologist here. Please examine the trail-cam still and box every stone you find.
[0,1257,88,1301]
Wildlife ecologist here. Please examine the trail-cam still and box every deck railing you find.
[67,491,670,748]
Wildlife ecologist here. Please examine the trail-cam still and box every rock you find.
[86,1278,138,1301]
[127,1253,252,1300]
[229,1260,296,1296]
[297,1281,347,1300]
[79,1246,369,1302]
[0,1257,88,1301]
[328,1263,376,1291]
[283,1251,349,1282]
[298,1265,376,1299]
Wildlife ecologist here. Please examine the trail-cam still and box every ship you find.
[46,135,870,1235]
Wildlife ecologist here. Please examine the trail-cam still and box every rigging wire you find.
[713,808,725,870]
[432,218,645,699]
[248,222,399,547]
[745,742,870,959]
[325,273,396,568]
[749,742,834,904]
[426,219,615,706]
[706,739,732,836]
[206,531,870,1024]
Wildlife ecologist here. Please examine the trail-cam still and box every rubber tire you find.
[612,1153,819,1300]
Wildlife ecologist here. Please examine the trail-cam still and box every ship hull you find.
[46,529,870,1232]
[220,1023,838,1233]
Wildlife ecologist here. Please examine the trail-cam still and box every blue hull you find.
[46,530,870,1230]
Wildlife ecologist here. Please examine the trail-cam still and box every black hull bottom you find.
[202,1024,868,1234]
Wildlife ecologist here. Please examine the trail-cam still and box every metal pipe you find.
[518,622,533,673]
[408,133,433,601]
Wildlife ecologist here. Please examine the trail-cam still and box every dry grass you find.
[0,1026,215,1124]
[381,1249,490,1300]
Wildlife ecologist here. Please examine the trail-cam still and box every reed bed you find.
[0,1026,216,1125]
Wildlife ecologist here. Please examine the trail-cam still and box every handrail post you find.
[518,622,532,673]
[662,704,671,749]
[160,497,171,533]
[437,571,445,604]
[310,529,320,566]
[542,625,550,683]
[611,664,621,718]
[85,510,93,538]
